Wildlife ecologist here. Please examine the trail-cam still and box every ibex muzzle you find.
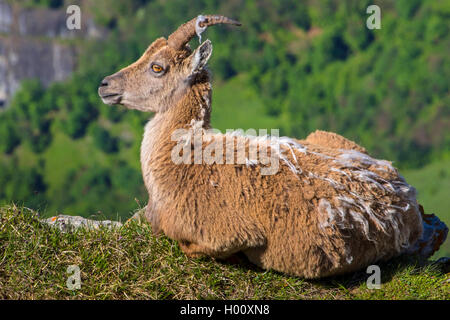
[98,72,125,105]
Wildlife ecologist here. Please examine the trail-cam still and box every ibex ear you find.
[189,39,212,74]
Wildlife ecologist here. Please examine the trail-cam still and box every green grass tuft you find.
[0,205,448,300]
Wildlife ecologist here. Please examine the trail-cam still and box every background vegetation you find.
[0,0,449,257]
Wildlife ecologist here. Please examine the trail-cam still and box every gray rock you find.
[0,37,76,104]
[0,1,106,108]
[18,5,103,39]
[42,215,123,232]
[0,0,12,33]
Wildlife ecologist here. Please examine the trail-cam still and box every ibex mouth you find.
[98,85,123,104]
[99,93,122,105]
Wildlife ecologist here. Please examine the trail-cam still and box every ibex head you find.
[98,15,241,113]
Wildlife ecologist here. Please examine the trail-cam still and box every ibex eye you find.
[151,63,164,73]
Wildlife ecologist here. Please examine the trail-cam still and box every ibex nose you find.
[100,77,109,87]
[98,74,123,105]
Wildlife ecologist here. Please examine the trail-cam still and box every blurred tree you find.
[90,125,119,154]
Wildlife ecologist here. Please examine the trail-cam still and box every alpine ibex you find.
[98,15,448,278]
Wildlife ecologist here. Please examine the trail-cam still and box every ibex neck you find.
[141,81,212,185]
[161,81,212,130]
[142,81,212,161]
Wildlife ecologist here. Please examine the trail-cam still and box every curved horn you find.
[168,15,241,51]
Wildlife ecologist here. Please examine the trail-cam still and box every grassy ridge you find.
[0,205,448,300]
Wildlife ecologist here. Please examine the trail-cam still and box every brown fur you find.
[98,17,425,278]
[306,130,367,154]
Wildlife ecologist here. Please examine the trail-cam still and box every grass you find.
[0,205,448,300]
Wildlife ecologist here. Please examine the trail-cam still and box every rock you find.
[406,213,449,259]
[17,5,103,39]
[0,0,12,33]
[42,215,122,232]
[434,257,450,274]
[0,37,76,106]
[0,0,106,108]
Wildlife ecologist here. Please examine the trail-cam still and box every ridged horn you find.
[168,15,241,50]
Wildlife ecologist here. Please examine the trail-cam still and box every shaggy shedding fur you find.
[98,15,448,278]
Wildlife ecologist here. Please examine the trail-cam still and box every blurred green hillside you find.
[0,0,448,255]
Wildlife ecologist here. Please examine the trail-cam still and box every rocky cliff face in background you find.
[0,0,104,108]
